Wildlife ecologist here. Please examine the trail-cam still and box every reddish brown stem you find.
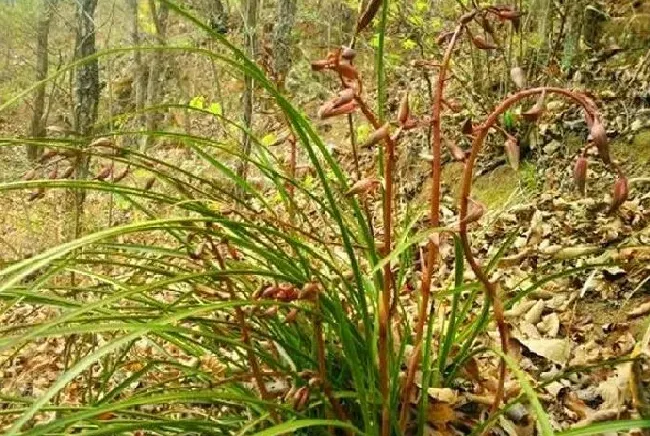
[314,298,350,432]
[213,248,278,422]
[459,86,599,412]
[399,23,464,432]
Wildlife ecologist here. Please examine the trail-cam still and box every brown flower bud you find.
[443,98,463,113]
[459,10,477,24]
[47,165,58,179]
[447,140,466,161]
[27,187,45,202]
[22,169,36,181]
[300,282,320,300]
[463,198,486,225]
[262,286,279,299]
[112,166,129,182]
[504,136,520,170]
[144,177,156,190]
[573,157,588,196]
[334,88,356,107]
[61,166,75,179]
[344,177,381,197]
[284,386,297,403]
[341,46,356,60]
[362,123,389,148]
[398,93,410,125]
[292,386,310,411]
[461,118,474,135]
[284,308,299,323]
[471,35,498,50]
[436,31,455,46]
[39,149,58,163]
[608,176,629,214]
[318,100,357,119]
[263,306,278,317]
[94,165,113,181]
[590,118,611,165]
[510,67,526,89]
[308,377,322,388]
[522,92,546,122]
[311,59,330,71]
[90,137,113,148]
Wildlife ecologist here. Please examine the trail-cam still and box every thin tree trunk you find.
[28,0,54,161]
[128,0,145,129]
[236,0,258,196]
[71,0,99,239]
[272,0,296,89]
[144,0,168,150]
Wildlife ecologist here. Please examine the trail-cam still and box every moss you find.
[440,162,522,209]
[614,129,650,162]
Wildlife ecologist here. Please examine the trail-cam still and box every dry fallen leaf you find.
[517,338,570,364]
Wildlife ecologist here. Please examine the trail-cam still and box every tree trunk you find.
[28,0,54,161]
[128,0,146,127]
[144,0,168,149]
[209,0,227,33]
[236,0,258,195]
[272,0,296,89]
[71,0,99,237]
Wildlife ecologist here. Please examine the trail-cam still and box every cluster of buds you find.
[20,137,135,202]
[250,282,321,322]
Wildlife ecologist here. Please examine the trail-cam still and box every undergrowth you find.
[0,1,647,435]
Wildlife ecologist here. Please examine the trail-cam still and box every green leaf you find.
[496,349,554,436]
[253,419,361,436]
[208,101,222,115]
[261,133,277,147]
[189,95,205,110]
[402,38,417,50]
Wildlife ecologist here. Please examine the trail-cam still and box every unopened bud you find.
[263,306,278,317]
[284,308,299,323]
[398,93,410,125]
[22,169,36,181]
[590,118,611,165]
[447,141,466,161]
[362,123,389,148]
[292,386,310,411]
[463,198,486,225]
[300,282,320,300]
[345,177,381,197]
[504,137,520,170]
[573,157,588,196]
[308,377,322,388]
[341,46,356,60]
[608,176,629,214]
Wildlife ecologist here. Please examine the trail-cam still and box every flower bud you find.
[398,93,410,125]
[284,308,299,323]
[464,198,486,225]
[27,187,45,202]
[144,177,156,190]
[22,169,36,181]
[447,141,466,161]
[345,177,381,197]
[341,46,356,60]
[573,157,588,196]
[362,123,390,148]
[292,386,310,411]
[504,137,520,170]
[590,118,611,165]
[608,176,629,214]
[471,35,498,50]
[510,67,526,89]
